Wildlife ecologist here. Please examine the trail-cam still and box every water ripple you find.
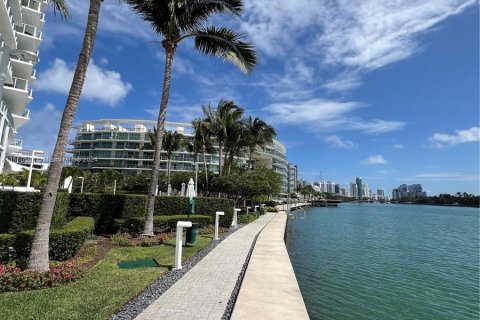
[286,204,480,320]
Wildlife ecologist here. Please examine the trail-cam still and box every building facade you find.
[69,119,290,197]
[288,163,297,193]
[355,177,363,199]
[392,184,427,200]
[0,0,45,173]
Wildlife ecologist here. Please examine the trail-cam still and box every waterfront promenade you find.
[135,213,276,320]
[231,211,309,319]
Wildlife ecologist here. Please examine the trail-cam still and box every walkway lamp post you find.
[79,177,84,193]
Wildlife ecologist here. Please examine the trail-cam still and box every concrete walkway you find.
[135,212,276,320]
[231,211,310,320]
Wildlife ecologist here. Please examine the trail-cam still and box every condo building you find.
[392,184,427,200]
[69,119,290,197]
[0,0,46,173]
[288,163,297,193]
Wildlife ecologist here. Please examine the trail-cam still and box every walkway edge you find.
[231,211,310,320]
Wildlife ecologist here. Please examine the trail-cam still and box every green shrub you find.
[0,192,69,233]
[0,217,94,263]
[154,197,234,228]
[263,200,278,207]
[238,214,257,224]
[121,215,212,234]
[111,233,135,247]
[68,193,147,233]
[264,206,278,212]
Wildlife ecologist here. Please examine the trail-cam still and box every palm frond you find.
[193,26,256,74]
[51,0,69,19]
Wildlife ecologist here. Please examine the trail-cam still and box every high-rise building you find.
[350,182,357,198]
[70,119,291,197]
[0,0,46,173]
[392,184,427,200]
[356,177,363,199]
[377,189,385,200]
[288,163,297,193]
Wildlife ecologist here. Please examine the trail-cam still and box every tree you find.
[202,99,244,176]
[162,130,184,185]
[28,0,103,271]
[125,0,256,235]
[191,119,214,192]
[244,116,276,170]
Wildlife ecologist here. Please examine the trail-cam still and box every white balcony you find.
[21,0,45,29]
[0,0,18,48]
[3,76,30,115]
[10,0,23,25]
[10,56,34,81]
[15,23,42,52]
[7,138,23,152]
[11,108,29,129]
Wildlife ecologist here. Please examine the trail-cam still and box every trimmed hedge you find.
[154,197,234,228]
[68,194,147,233]
[0,192,69,233]
[119,215,212,234]
[0,217,94,263]
[238,214,258,224]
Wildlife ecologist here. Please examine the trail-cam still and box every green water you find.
[286,203,479,320]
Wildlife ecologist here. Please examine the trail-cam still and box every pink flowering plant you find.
[0,260,83,292]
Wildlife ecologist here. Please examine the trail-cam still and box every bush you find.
[68,193,147,233]
[237,214,257,224]
[0,260,82,292]
[0,217,94,263]
[0,192,69,233]
[154,197,234,228]
[264,206,278,212]
[263,200,278,208]
[120,215,212,234]
[111,233,135,247]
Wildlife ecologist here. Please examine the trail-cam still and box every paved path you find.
[135,213,276,320]
[231,211,309,320]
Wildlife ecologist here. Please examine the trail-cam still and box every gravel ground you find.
[111,225,249,320]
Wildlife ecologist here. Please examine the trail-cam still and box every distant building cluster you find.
[392,184,427,200]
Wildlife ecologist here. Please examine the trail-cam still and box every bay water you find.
[286,203,479,320]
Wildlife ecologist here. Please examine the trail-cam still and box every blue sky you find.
[17,0,479,196]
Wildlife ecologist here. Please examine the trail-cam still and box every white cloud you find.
[408,172,478,181]
[323,135,356,149]
[393,144,405,149]
[240,0,475,93]
[362,155,387,165]
[428,127,480,147]
[35,59,132,106]
[263,98,405,134]
[16,104,62,155]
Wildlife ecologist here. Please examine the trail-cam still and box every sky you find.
[17,0,479,196]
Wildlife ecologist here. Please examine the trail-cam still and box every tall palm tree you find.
[27,0,103,271]
[244,117,276,170]
[125,0,256,235]
[162,130,184,185]
[202,99,244,175]
[191,118,214,192]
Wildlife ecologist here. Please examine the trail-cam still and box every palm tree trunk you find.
[218,142,223,176]
[203,152,208,193]
[27,0,102,271]
[144,42,175,236]
[167,158,171,185]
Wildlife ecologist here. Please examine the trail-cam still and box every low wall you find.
[231,211,310,319]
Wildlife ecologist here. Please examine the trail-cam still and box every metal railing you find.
[21,0,41,11]
[15,23,42,39]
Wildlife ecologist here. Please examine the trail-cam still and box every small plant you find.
[0,261,83,292]
[111,233,134,247]
[264,206,278,212]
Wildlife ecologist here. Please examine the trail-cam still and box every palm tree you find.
[191,118,214,192]
[244,117,276,170]
[202,99,244,175]
[125,0,256,235]
[27,0,103,271]
[162,130,184,186]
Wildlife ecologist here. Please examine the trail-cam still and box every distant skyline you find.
[18,0,479,195]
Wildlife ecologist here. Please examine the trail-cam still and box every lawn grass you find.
[0,234,213,320]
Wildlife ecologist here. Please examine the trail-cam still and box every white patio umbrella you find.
[186,178,196,215]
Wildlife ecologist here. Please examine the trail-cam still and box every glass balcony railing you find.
[5,77,28,91]
[15,23,41,39]
[21,0,41,11]
[11,139,23,147]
